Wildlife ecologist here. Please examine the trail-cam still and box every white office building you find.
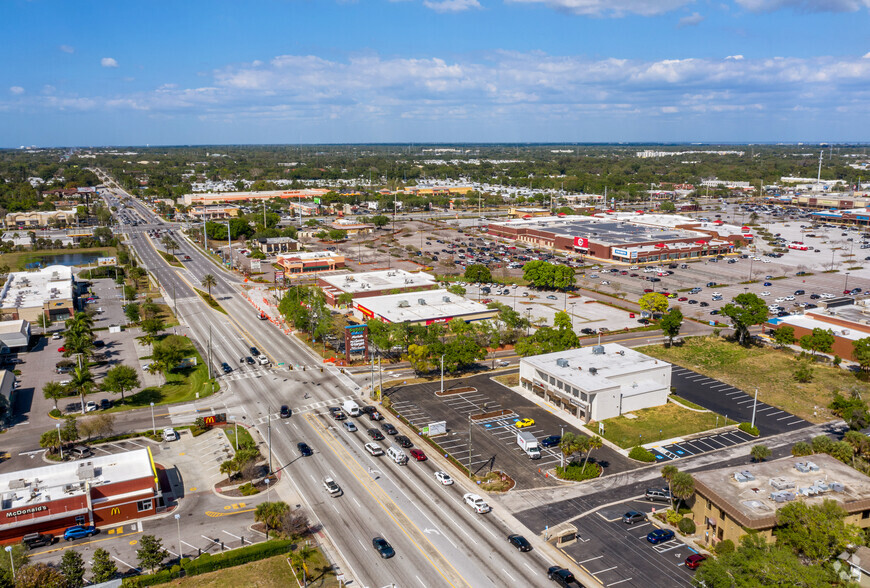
[519,344,672,423]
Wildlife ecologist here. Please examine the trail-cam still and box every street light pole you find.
[5,546,14,580]
[225,221,232,270]
[751,388,758,430]
[56,423,63,461]
[440,355,445,394]
[174,513,182,562]
[150,402,156,434]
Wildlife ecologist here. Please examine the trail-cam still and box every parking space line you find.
[589,566,617,575]
[725,391,744,396]
[777,414,795,421]
[710,383,730,389]
[766,410,783,416]
[578,555,604,564]
[607,578,633,586]
[735,398,756,405]
[786,419,806,426]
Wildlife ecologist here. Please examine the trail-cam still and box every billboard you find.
[97,257,117,266]
[344,324,368,360]
[573,237,588,248]
[424,421,447,436]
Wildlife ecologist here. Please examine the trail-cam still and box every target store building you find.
[0,448,161,542]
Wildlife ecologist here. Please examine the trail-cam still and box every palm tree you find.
[295,544,317,586]
[750,444,772,463]
[670,471,695,511]
[160,234,178,256]
[43,381,65,411]
[661,464,679,509]
[581,436,603,472]
[70,365,94,415]
[558,432,585,469]
[201,274,217,297]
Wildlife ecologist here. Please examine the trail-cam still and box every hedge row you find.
[122,539,295,587]
[628,446,656,462]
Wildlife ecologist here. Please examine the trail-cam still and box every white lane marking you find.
[578,555,604,564]
[502,568,516,582]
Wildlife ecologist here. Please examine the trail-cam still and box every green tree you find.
[336,292,353,308]
[774,499,864,565]
[661,464,678,508]
[370,214,390,228]
[552,264,575,290]
[124,303,141,323]
[447,284,466,297]
[0,568,10,588]
[13,563,64,588]
[255,501,290,532]
[101,364,140,403]
[201,274,217,297]
[581,435,603,471]
[659,307,683,345]
[793,360,813,383]
[140,317,165,343]
[39,428,63,453]
[829,391,870,430]
[0,544,29,577]
[558,432,586,466]
[799,328,835,357]
[720,293,768,345]
[152,335,189,373]
[671,471,695,510]
[70,366,93,415]
[522,260,556,289]
[90,548,117,583]
[403,344,433,375]
[136,534,167,574]
[638,292,669,315]
[160,234,178,256]
[659,201,676,212]
[811,434,833,454]
[791,441,813,457]
[750,444,772,462]
[439,335,486,373]
[327,229,347,241]
[464,264,492,283]
[59,549,86,588]
[42,381,66,411]
[771,325,795,348]
[853,337,870,372]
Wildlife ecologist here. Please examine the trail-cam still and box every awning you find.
[695,240,707,245]
[654,243,667,248]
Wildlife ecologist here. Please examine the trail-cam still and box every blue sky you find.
[2,0,870,146]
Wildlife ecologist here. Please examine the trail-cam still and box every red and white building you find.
[0,449,161,542]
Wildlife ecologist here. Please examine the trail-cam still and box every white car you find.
[601,281,610,285]
[629,266,639,270]
[762,259,771,263]
[51,332,62,340]
[760,291,771,297]
[821,293,835,299]
[435,471,454,485]
[323,477,342,496]
[257,355,269,365]
[775,297,786,303]
[784,295,795,301]
[85,401,98,412]
[365,442,384,456]
[463,493,491,514]
[162,427,178,441]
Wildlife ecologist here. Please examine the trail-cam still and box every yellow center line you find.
[304,413,469,588]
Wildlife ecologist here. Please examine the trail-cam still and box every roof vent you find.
[592,345,605,355]
[556,358,569,368]
[397,300,410,308]
[418,299,427,306]
[589,367,598,375]
[442,296,451,303]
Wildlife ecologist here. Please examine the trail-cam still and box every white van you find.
[387,446,408,465]
[342,400,361,417]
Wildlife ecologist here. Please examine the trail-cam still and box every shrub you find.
[628,446,656,462]
[738,422,760,436]
[714,539,735,556]
[791,441,813,457]
[834,355,842,366]
[678,517,696,535]
[555,461,601,482]
[239,482,259,496]
[811,435,833,454]
[666,510,682,525]
[49,408,61,418]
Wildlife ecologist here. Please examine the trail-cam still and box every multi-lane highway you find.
[95,171,558,587]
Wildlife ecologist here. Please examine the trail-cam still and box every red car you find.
[643,288,653,293]
[678,297,688,302]
[685,554,707,570]
[57,346,66,352]
[410,449,427,461]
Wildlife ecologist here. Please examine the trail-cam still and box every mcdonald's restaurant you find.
[0,448,162,542]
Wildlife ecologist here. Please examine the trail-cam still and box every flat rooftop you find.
[0,265,74,310]
[492,216,706,246]
[693,454,870,529]
[521,343,669,396]
[771,309,870,341]
[320,270,436,295]
[355,289,495,323]
[277,250,343,262]
[0,448,155,513]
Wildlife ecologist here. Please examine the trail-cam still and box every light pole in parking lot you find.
[751,388,759,429]
[224,221,233,270]
[57,423,63,461]
[150,402,156,435]
[845,272,851,293]
[440,355,445,394]
[174,513,181,562]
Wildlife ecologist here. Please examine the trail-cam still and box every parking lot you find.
[388,372,635,489]
[670,366,810,437]
[646,428,758,462]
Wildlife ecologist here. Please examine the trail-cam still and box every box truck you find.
[342,400,362,417]
[517,431,541,459]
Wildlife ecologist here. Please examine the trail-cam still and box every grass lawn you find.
[155,303,180,327]
[195,288,227,314]
[594,402,735,449]
[161,554,303,587]
[0,246,116,271]
[158,250,184,267]
[639,336,870,423]
[223,424,255,453]
[494,373,519,387]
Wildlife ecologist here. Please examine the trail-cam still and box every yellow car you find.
[515,418,535,428]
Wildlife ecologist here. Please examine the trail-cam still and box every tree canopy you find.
[720,293,768,345]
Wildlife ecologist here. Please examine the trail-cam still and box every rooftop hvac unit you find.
[770,491,796,503]
[397,300,410,308]
[418,299,427,306]
[734,471,756,483]
[591,345,605,355]
[830,482,845,492]
[556,358,569,368]
[795,461,820,473]
[769,477,795,490]
[442,296,451,303]
[589,367,598,375]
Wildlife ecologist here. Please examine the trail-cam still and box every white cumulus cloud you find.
[9,86,24,95]
[101,57,119,68]
[726,55,745,60]
[423,0,481,11]
[506,0,692,17]
[677,11,704,27]
[59,45,74,54]
[736,0,870,12]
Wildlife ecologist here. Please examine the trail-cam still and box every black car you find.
[297,442,312,456]
[280,405,292,418]
[361,406,378,416]
[810,294,821,300]
[580,328,595,335]
[367,428,385,441]
[547,566,576,587]
[22,532,55,549]
[794,290,805,295]
[540,435,561,448]
[221,362,232,373]
[382,423,398,435]
[508,534,532,552]
[395,435,413,448]
[100,399,112,410]
[243,356,255,365]
[93,340,105,348]
[372,536,395,559]
[249,346,260,357]
[699,302,709,307]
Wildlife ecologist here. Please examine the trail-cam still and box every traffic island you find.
[436,385,477,397]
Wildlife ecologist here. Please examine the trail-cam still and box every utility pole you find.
[751,388,758,430]
[440,355,445,394]
[225,220,232,270]
[468,416,472,476]
[207,326,213,379]
[378,355,382,398]
[268,407,272,474]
